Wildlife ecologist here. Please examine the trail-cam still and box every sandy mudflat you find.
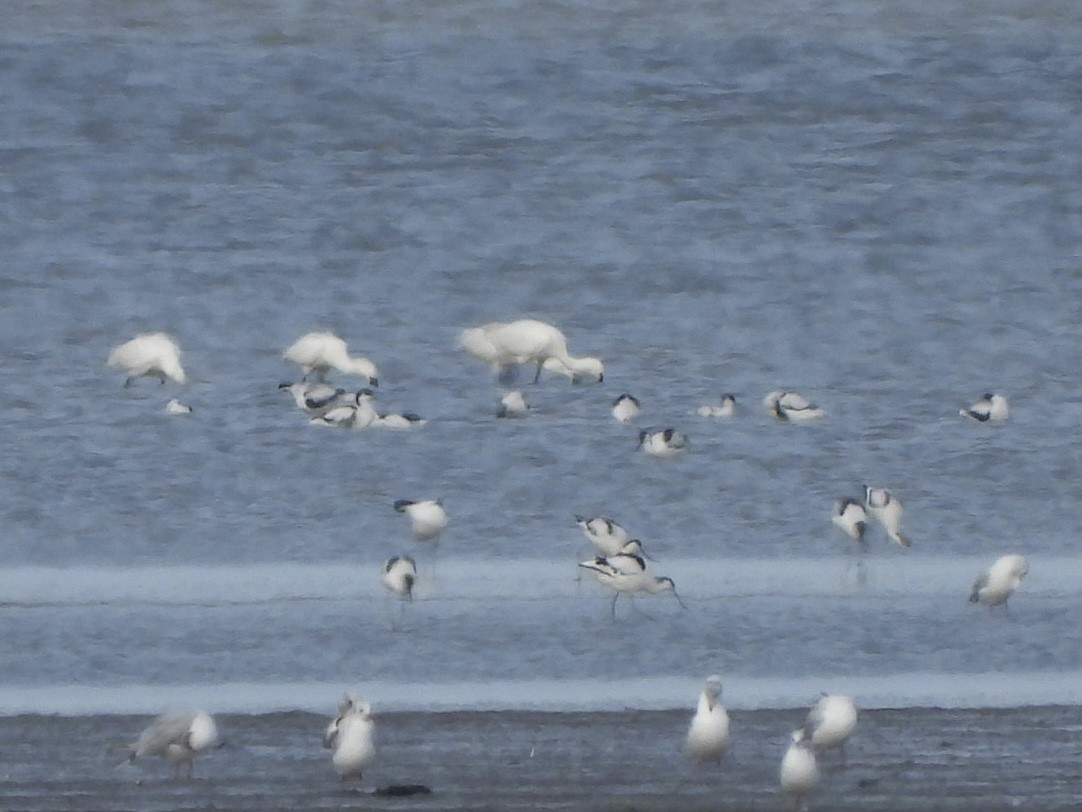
[1,706,1079,811]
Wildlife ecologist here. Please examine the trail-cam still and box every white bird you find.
[164,398,193,415]
[638,428,688,458]
[863,485,910,547]
[804,694,858,763]
[764,390,825,422]
[128,710,220,779]
[611,393,641,422]
[108,333,186,386]
[381,555,417,601]
[374,411,427,429]
[459,319,604,383]
[322,693,356,748]
[831,499,868,545]
[686,675,730,765]
[578,554,685,617]
[575,515,630,557]
[394,499,448,541]
[497,390,529,418]
[284,332,378,385]
[308,390,380,429]
[970,554,1028,610]
[310,405,358,429]
[614,539,649,559]
[280,381,347,414]
[960,392,1009,423]
[696,394,736,418]
[779,728,820,812]
[323,695,376,782]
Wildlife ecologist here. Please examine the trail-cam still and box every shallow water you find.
[4,708,1082,811]
[1,0,1081,754]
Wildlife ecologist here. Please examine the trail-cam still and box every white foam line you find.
[2,671,1081,716]
[0,557,1078,606]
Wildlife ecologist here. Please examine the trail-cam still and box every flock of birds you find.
[684,679,861,812]
[105,320,1028,805]
[121,677,856,809]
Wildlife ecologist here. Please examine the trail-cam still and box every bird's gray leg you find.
[610,592,619,619]
[533,360,543,384]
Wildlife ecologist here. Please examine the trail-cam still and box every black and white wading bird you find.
[638,428,688,458]
[831,498,868,545]
[959,392,1009,422]
[763,390,825,421]
[394,499,448,542]
[578,553,685,618]
[611,393,641,423]
[863,485,910,547]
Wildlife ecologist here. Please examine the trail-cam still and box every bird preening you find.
[970,554,1028,611]
[323,694,376,782]
[125,710,220,779]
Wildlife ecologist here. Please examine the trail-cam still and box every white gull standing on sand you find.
[970,554,1028,610]
[127,710,220,778]
[686,675,730,765]
[803,694,858,764]
[108,333,186,386]
[284,331,378,385]
[459,319,604,383]
[779,728,819,811]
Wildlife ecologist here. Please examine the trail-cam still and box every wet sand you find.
[1,705,1080,811]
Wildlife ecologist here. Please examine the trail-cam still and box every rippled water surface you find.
[2,0,1082,721]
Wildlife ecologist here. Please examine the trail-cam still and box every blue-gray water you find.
[3,0,1082,731]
